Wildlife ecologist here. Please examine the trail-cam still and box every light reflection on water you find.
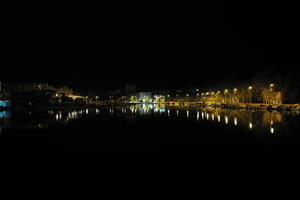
[107,104,299,134]
[0,104,299,135]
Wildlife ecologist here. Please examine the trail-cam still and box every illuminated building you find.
[138,92,152,103]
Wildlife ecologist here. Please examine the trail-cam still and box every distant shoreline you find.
[1,102,300,112]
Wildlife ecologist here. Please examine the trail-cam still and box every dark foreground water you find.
[1,104,300,152]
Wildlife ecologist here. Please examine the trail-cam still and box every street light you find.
[248,86,253,103]
[270,83,275,91]
[224,89,229,104]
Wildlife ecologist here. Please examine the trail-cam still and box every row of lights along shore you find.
[198,83,275,96]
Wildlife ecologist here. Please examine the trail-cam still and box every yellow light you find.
[248,86,253,90]
[233,88,237,92]
[224,89,228,94]
[211,92,214,95]
[270,83,274,87]
[217,91,220,94]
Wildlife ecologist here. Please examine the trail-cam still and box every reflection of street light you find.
[249,122,253,130]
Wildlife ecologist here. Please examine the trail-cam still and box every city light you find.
[248,86,253,90]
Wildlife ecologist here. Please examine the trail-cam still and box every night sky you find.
[2,1,300,92]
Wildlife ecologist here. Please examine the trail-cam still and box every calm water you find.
[1,104,300,152]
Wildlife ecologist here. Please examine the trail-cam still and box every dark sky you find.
[2,1,300,91]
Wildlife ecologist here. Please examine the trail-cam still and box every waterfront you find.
[1,104,299,152]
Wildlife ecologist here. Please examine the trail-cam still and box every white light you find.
[249,122,253,130]
[202,112,204,119]
[212,114,214,121]
[270,127,274,134]
[187,110,189,118]
[234,117,237,126]
[225,116,228,124]
[197,111,199,121]
[218,115,221,122]
[177,110,179,116]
